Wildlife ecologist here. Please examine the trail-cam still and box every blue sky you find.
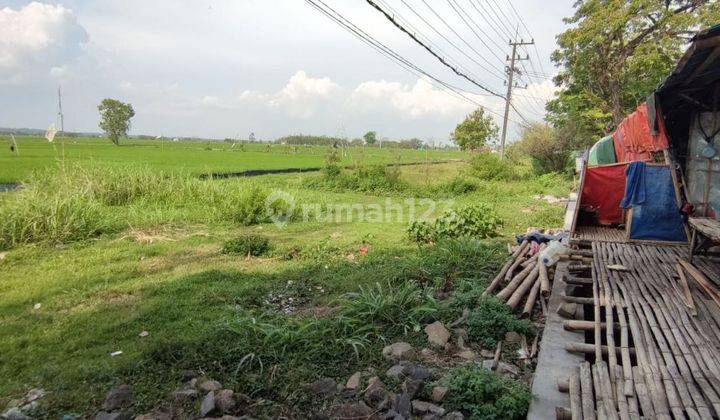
[0,0,574,143]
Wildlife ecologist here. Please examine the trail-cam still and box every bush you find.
[514,123,571,175]
[222,235,271,256]
[439,364,531,419]
[469,153,515,181]
[464,297,534,348]
[407,204,502,244]
[308,164,408,194]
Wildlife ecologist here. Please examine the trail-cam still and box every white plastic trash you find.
[540,240,567,267]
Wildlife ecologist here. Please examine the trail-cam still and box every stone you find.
[103,385,133,411]
[19,402,37,415]
[199,392,215,417]
[2,408,30,420]
[386,364,406,381]
[441,412,464,420]
[453,329,468,350]
[430,386,448,403]
[411,400,445,416]
[382,342,415,361]
[557,302,578,319]
[419,348,434,361]
[95,412,130,420]
[171,388,198,402]
[363,376,387,408]
[215,389,236,414]
[404,364,431,381]
[133,412,172,420]
[457,349,477,360]
[402,379,423,400]
[308,378,337,397]
[424,322,451,348]
[504,331,522,344]
[391,393,412,418]
[346,372,362,390]
[198,379,223,393]
[480,349,495,358]
[25,388,45,402]
[382,409,403,420]
[180,370,199,381]
[328,402,374,419]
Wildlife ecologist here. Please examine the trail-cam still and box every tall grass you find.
[0,166,296,249]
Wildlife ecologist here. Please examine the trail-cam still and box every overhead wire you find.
[305,0,526,126]
[445,0,505,63]
[365,0,505,97]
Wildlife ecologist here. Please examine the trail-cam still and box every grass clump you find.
[407,204,502,244]
[438,364,531,419]
[469,153,516,181]
[308,164,408,194]
[464,297,534,348]
[222,235,271,256]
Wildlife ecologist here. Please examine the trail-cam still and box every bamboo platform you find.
[560,242,720,419]
[572,226,628,244]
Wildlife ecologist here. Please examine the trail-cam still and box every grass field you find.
[0,139,573,418]
[0,136,467,183]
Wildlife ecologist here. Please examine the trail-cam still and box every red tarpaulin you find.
[612,103,669,162]
[580,164,628,225]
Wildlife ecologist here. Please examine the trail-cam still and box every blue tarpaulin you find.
[621,163,686,242]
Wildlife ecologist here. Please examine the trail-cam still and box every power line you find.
[375,0,491,86]
[365,0,505,98]
[396,0,505,82]
[445,0,505,63]
[504,0,550,78]
[305,0,525,125]
[487,0,519,39]
[416,0,507,81]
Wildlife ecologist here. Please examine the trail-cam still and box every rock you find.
[198,379,223,393]
[441,412,464,420]
[430,386,448,403]
[391,393,411,418]
[480,349,495,358]
[382,342,415,361]
[402,379,423,399]
[308,378,337,397]
[411,400,445,416]
[103,385,133,411]
[386,364,406,381]
[557,302,578,319]
[180,370,199,381]
[171,388,198,402]
[346,372,362,390]
[382,409,403,420]
[504,331,522,344]
[25,388,45,402]
[404,364,431,381]
[453,329,468,349]
[328,402,374,419]
[133,412,172,420]
[95,412,130,420]
[199,392,215,417]
[457,349,477,360]
[363,376,387,408]
[215,389,236,414]
[419,348,434,361]
[424,322,451,348]
[2,408,30,420]
[19,402,37,415]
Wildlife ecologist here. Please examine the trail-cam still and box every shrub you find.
[464,297,533,348]
[439,364,531,419]
[222,235,271,256]
[469,153,515,181]
[308,164,408,194]
[407,204,502,244]
[514,123,571,175]
[427,177,477,197]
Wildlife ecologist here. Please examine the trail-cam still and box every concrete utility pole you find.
[57,85,65,133]
[499,39,533,159]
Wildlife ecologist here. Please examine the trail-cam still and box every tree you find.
[451,108,498,151]
[515,123,577,174]
[98,99,135,145]
[363,131,377,146]
[549,0,719,142]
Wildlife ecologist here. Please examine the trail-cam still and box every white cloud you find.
[0,2,89,84]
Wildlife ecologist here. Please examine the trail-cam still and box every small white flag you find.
[45,124,57,142]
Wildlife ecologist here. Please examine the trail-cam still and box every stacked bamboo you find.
[557,241,720,419]
[483,239,553,317]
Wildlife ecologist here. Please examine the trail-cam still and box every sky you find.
[0,0,575,144]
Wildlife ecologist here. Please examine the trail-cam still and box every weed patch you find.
[464,297,534,348]
[408,204,502,244]
[222,235,271,256]
[438,364,531,419]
